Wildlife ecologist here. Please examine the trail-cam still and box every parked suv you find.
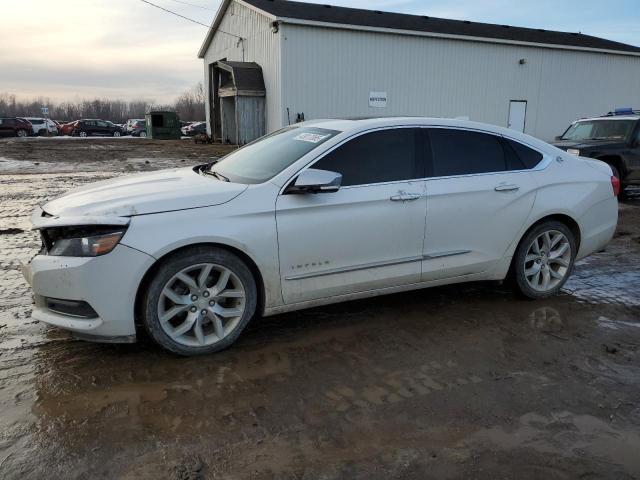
[130,120,147,137]
[24,117,58,136]
[73,119,122,137]
[125,119,144,135]
[552,109,640,190]
[0,117,34,137]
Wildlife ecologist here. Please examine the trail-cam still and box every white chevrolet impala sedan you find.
[23,118,618,355]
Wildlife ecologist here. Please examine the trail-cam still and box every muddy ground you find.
[0,137,639,479]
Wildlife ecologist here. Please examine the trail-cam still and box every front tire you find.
[113,131,121,137]
[16,129,27,137]
[513,221,576,299]
[139,131,147,138]
[79,131,88,138]
[142,247,257,356]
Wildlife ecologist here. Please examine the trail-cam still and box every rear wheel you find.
[513,221,576,299]
[139,131,147,138]
[113,131,121,137]
[142,247,257,356]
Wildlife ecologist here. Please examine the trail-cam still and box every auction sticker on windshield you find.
[294,132,331,143]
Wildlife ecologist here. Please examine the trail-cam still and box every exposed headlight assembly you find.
[41,226,127,257]
[566,148,580,156]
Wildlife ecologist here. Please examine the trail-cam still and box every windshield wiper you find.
[202,169,229,182]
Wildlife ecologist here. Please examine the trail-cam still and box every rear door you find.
[422,128,541,281]
[276,127,427,304]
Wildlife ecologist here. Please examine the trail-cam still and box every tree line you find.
[0,82,206,124]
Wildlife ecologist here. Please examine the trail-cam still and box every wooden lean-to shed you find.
[214,60,266,145]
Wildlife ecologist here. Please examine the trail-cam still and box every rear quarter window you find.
[504,139,543,169]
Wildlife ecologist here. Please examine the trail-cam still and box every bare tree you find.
[0,82,206,123]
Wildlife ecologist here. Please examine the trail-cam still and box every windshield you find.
[210,126,341,184]
[561,119,636,141]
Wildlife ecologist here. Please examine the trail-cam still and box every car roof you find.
[575,115,640,122]
[296,116,554,154]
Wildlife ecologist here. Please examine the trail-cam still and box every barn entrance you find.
[209,61,266,145]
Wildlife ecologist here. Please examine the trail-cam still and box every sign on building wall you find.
[369,91,387,108]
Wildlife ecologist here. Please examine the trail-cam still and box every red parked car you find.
[58,121,79,136]
[0,117,34,137]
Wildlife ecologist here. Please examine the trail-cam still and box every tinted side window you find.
[429,129,505,176]
[314,128,420,186]
[505,138,543,169]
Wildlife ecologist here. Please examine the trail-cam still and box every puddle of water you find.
[475,411,640,472]
[597,315,640,331]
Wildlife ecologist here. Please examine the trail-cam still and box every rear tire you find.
[513,221,576,299]
[142,247,257,356]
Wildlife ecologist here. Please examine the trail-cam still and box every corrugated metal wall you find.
[203,1,281,134]
[280,24,640,141]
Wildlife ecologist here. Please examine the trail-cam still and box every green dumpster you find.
[145,111,181,140]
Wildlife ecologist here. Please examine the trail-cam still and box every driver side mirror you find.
[286,168,342,194]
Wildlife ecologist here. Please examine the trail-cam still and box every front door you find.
[626,126,640,183]
[276,127,427,304]
[508,100,527,132]
[422,128,540,281]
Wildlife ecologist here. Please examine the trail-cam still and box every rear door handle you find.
[494,184,520,192]
[390,193,421,202]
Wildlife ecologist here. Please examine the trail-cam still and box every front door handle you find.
[390,193,421,202]
[494,184,520,192]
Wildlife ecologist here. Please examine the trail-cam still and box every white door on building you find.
[508,100,527,132]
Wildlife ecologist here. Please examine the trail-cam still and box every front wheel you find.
[16,129,27,137]
[513,221,576,299]
[139,131,147,138]
[142,247,257,356]
[79,131,88,138]
[113,131,121,137]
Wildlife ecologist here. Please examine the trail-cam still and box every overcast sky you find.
[2,0,639,103]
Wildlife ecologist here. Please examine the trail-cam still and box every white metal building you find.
[198,0,640,143]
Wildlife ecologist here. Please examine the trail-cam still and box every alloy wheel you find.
[157,263,246,347]
[16,129,27,137]
[523,230,571,292]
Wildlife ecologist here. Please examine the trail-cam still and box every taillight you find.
[611,176,620,197]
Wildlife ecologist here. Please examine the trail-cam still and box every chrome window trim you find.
[279,125,550,195]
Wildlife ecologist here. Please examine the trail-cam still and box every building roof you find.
[199,0,640,57]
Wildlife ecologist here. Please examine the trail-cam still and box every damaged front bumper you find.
[22,241,155,342]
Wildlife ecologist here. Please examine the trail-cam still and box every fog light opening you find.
[45,298,99,319]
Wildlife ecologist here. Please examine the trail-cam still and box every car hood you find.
[551,139,626,150]
[42,166,248,218]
